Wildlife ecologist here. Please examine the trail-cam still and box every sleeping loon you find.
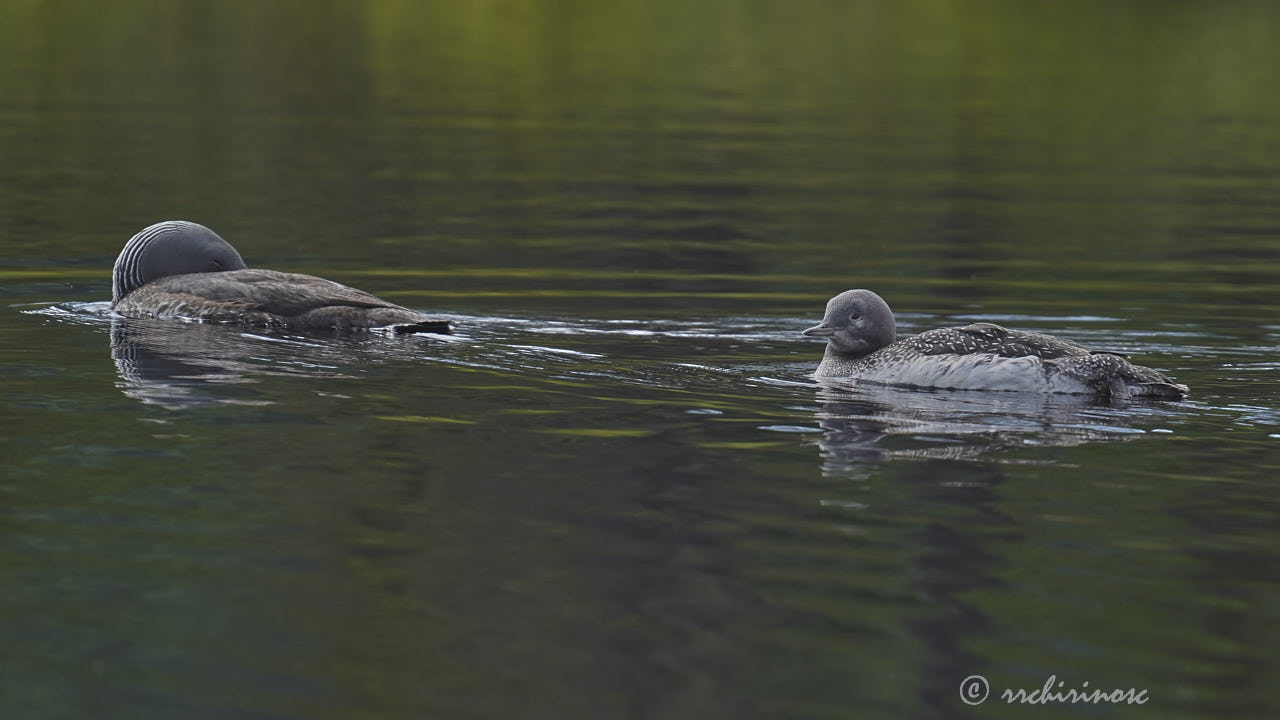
[111,221,450,333]
[803,289,1188,399]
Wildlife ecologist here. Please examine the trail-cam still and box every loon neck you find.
[824,341,883,362]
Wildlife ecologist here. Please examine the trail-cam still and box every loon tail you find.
[1062,352,1188,400]
[391,319,452,335]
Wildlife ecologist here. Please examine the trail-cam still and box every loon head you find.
[803,289,897,357]
[112,221,247,305]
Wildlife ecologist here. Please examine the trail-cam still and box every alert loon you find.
[803,289,1188,399]
[111,221,450,333]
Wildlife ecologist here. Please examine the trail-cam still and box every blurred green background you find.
[2,2,1279,719]
[3,0,1278,318]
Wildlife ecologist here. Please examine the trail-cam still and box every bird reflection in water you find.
[109,318,354,409]
[807,379,1157,477]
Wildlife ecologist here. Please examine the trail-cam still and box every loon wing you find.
[909,323,1091,359]
[143,269,404,316]
[120,269,452,333]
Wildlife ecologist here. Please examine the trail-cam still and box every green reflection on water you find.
[2,1,1279,719]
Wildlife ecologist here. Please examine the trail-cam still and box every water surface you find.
[2,2,1279,718]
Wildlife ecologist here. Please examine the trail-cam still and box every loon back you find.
[904,322,1091,359]
[114,268,451,333]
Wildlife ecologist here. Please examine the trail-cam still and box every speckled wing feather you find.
[905,322,1092,359]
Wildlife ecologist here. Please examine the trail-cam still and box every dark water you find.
[3,2,1280,718]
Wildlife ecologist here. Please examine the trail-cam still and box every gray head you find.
[112,221,247,305]
[802,289,897,357]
